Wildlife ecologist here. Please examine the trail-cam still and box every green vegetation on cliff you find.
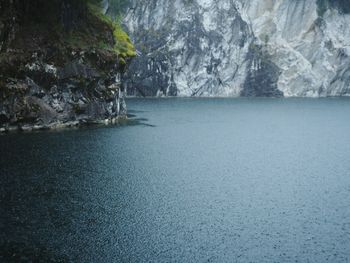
[86,1,136,63]
[0,0,135,68]
[0,0,132,130]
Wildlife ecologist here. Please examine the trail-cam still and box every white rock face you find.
[123,0,350,97]
[243,0,350,96]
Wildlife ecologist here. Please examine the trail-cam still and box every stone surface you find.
[123,0,350,97]
[0,67,127,132]
[0,0,129,132]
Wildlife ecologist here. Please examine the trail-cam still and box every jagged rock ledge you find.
[0,72,127,134]
[0,49,128,133]
[0,0,135,133]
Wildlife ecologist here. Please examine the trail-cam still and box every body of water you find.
[1,98,350,262]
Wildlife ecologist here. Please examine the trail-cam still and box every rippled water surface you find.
[1,98,350,262]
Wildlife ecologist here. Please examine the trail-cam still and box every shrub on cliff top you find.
[87,0,136,61]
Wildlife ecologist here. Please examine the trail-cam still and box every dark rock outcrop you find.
[0,0,131,132]
[241,44,283,97]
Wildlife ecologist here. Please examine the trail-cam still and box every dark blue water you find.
[1,98,350,262]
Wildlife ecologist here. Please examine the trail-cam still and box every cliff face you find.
[123,0,350,97]
[0,0,134,132]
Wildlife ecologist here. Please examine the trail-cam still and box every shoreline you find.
[0,115,127,134]
[126,95,350,99]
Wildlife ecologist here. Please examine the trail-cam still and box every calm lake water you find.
[1,98,350,262]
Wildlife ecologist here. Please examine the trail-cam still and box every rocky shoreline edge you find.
[0,115,127,134]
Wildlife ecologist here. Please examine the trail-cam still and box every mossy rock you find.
[86,1,136,60]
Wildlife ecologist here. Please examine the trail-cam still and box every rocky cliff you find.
[123,0,350,97]
[0,0,135,132]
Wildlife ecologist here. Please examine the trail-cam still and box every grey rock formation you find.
[0,56,126,132]
[123,0,350,97]
[0,0,129,132]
